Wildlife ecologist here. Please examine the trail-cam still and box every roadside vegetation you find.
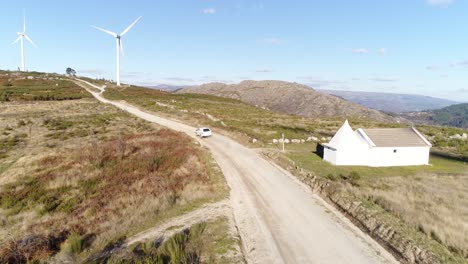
[99,82,468,263]
[0,72,237,263]
[103,218,241,263]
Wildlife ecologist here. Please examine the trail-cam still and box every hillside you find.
[0,71,241,263]
[403,103,468,128]
[178,81,393,121]
[102,81,468,262]
[319,89,458,113]
[145,84,185,91]
[2,72,466,262]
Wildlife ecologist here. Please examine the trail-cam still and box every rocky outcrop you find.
[449,133,468,140]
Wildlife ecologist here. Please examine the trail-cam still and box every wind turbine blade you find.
[23,10,26,32]
[12,36,21,45]
[119,39,125,57]
[120,16,142,36]
[24,34,37,47]
[91,25,117,37]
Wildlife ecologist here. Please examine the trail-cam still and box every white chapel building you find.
[322,120,432,167]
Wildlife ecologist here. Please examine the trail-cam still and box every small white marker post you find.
[282,133,285,153]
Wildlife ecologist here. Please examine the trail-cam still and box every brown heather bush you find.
[0,129,217,262]
[0,232,68,263]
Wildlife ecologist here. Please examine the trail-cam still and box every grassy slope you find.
[99,82,468,262]
[104,85,407,142]
[0,72,236,263]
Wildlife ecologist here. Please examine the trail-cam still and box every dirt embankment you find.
[263,150,440,264]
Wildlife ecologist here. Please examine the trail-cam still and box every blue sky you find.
[1,0,467,101]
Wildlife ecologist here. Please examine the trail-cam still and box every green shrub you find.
[160,232,189,263]
[0,193,22,209]
[17,119,27,127]
[56,197,81,213]
[38,197,61,215]
[430,230,443,244]
[349,171,361,186]
[326,173,337,181]
[67,232,84,254]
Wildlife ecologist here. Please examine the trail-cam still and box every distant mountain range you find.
[145,84,184,91]
[319,89,458,113]
[178,80,394,121]
[402,103,468,128]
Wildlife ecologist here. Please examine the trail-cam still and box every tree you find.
[66,67,76,76]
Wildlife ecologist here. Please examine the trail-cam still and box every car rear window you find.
[203,129,210,132]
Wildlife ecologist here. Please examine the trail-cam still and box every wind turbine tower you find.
[92,16,142,86]
[12,11,36,72]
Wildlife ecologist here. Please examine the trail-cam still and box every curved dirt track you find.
[76,80,398,264]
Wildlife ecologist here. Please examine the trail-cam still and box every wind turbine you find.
[12,11,36,72]
[92,16,142,86]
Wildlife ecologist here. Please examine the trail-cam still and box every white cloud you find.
[378,48,387,55]
[426,64,442,70]
[203,78,234,84]
[426,59,468,70]
[369,77,399,82]
[78,69,106,75]
[164,77,195,82]
[203,8,216,14]
[457,60,468,66]
[262,38,283,45]
[351,48,369,54]
[298,76,345,88]
[256,68,274,73]
[427,0,455,6]
[121,71,149,78]
[453,88,468,94]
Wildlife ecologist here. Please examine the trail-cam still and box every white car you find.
[196,127,212,138]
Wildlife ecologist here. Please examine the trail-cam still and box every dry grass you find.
[0,78,230,263]
[0,99,153,185]
[0,130,222,262]
[361,174,468,256]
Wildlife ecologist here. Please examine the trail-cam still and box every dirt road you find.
[76,79,398,264]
